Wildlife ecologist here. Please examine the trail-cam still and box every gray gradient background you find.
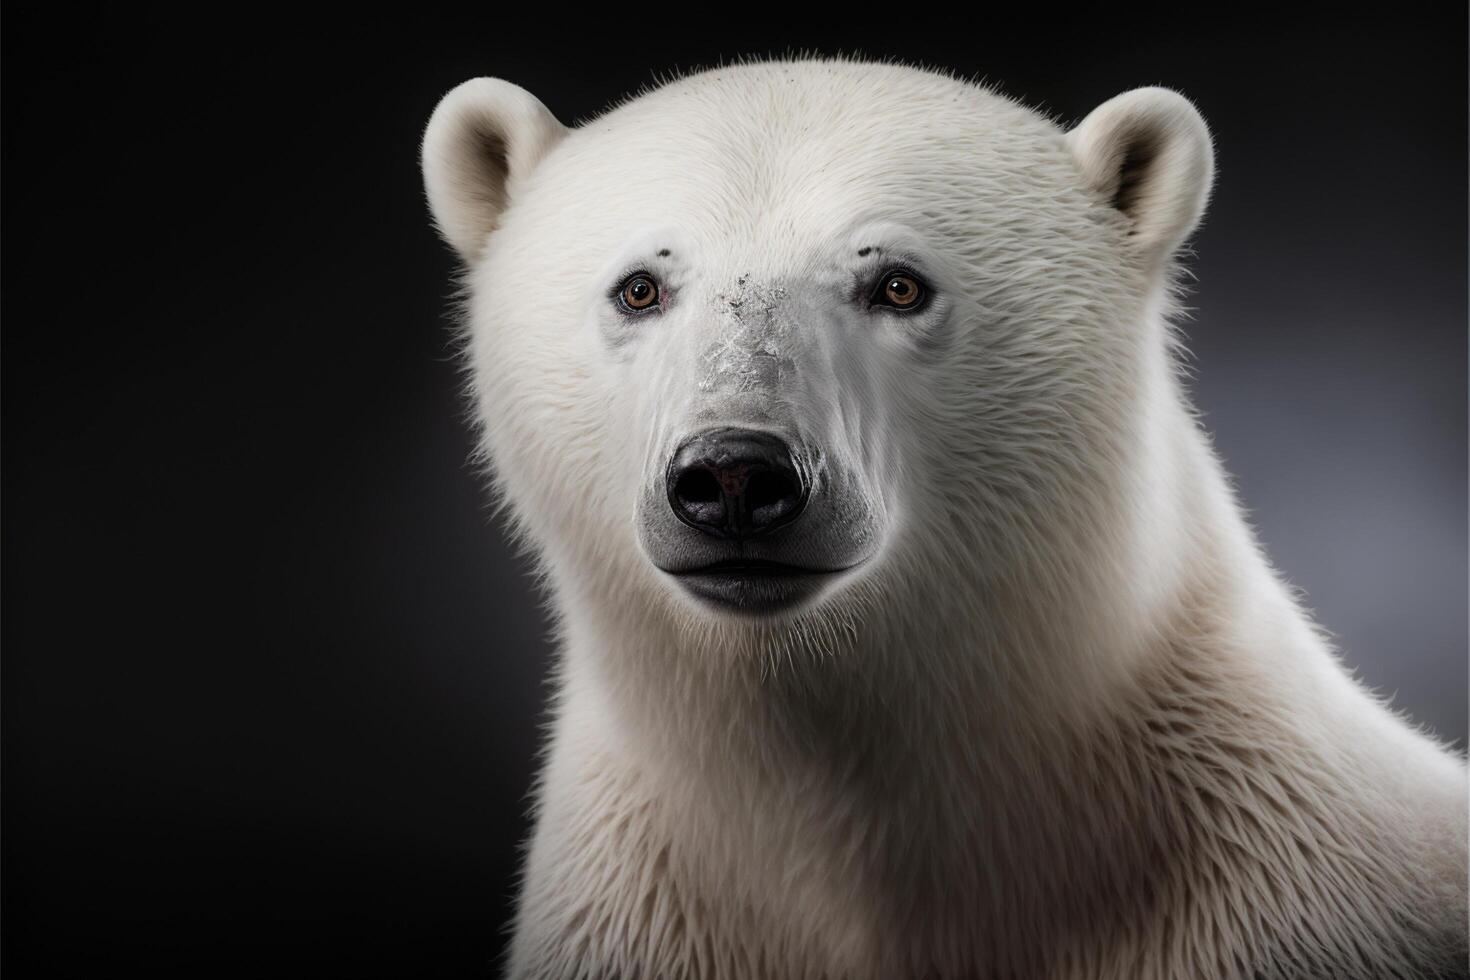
[3,7,1464,976]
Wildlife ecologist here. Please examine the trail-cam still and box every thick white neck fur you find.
[519,310,1466,980]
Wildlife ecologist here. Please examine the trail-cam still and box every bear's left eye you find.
[615,272,662,314]
[868,270,928,312]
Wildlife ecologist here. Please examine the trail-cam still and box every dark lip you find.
[661,558,850,578]
[660,558,857,616]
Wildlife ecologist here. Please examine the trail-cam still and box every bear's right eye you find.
[616,273,662,314]
[868,270,928,312]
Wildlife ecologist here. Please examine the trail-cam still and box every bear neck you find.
[532,346,1468,975]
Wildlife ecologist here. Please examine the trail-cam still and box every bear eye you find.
[616,272,661,314]
[869,270,927,311]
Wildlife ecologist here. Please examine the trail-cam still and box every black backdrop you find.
[4,8,1465,977]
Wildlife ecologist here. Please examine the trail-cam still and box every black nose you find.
[667,428,809,539]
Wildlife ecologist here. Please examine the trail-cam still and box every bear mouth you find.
[677,558,825,576]
[663,558,854,615]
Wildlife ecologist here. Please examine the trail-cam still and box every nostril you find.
[673,467,725,525]
[675,467,722,504]
[745,470,800,526]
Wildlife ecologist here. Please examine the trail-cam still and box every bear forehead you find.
[521,61,1081,242]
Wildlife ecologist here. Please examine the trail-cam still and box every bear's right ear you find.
[1066,87,1215,272]
[421,78,568,264]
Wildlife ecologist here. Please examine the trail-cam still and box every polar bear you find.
[421,59,1468,979]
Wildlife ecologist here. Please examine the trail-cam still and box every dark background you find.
[4,8,1465,977]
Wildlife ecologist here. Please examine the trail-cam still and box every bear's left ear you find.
[421,77,569,265]
[1066,87,1215,270]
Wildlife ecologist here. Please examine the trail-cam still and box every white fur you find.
[422,58,1469,979]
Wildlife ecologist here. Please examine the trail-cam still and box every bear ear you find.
[421,78,568,264]
[1066,87,1215,269]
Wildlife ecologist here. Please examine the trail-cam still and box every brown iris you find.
[619,273,660,312]
[879,272,923,309]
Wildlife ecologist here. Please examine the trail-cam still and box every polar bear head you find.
[422,60,1213,648]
